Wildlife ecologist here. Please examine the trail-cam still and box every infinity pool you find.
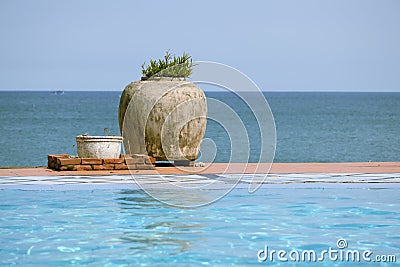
[1,186,399,266]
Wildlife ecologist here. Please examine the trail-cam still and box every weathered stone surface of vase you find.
[118,78,207,161]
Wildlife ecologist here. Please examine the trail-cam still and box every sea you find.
[0,91,399,166]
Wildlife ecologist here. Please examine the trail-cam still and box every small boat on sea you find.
[50,90,65,95]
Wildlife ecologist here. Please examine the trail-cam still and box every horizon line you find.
[0,89,399,93]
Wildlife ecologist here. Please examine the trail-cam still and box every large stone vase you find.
[118,78,207,163]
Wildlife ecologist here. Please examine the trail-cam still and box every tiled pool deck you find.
[0,162,399,190]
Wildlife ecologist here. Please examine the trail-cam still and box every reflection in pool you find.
[1,187,399,266]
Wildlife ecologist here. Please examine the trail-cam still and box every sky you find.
[0,0,399,91]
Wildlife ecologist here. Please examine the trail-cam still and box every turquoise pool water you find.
[1,187,399,266]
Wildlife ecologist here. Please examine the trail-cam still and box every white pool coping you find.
[0,173,399,190]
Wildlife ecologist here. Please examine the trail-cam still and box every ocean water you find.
[1,187,399,266]
[0,91,399,166]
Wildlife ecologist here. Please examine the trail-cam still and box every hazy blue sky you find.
[0,0,399,91]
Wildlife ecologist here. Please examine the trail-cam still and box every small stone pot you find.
[76,135,123,159]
